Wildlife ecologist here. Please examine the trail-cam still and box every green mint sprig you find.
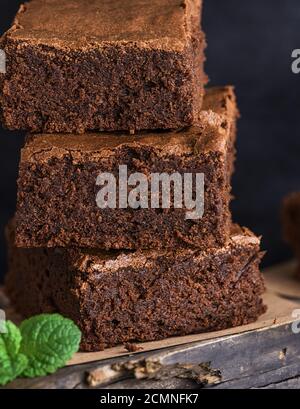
[0,314,81,386]
[0,321,28,386]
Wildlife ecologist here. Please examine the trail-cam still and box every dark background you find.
[0,0,299,281]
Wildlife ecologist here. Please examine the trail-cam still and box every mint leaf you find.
[0,321,28,386]
[20,314,81,378]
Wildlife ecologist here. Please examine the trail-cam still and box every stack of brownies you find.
[1,0,266,351]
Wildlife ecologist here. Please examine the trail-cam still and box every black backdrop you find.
[0,0,300,281]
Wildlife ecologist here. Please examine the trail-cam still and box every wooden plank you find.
[2,261,300,389]
[214,363,300,389]
[4,321,300,389]
[259,377,300,389]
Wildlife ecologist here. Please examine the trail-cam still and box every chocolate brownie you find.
[282,192,300,272]
[6,223,266,351]
[0,0,207,133]
[15,86,238,250]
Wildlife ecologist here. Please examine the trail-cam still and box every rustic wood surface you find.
[3,323,299,389]
[1,261,300,389]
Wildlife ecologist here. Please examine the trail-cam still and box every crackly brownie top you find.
[71,225,260,274]
[5,0,202,50]
[7,219,259,274]
[22,86,238,163]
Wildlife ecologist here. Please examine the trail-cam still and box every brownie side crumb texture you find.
[0,0,207,133]
[15,87,238,250]
[6,223,266,352]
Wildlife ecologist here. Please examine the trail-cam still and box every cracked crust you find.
[15,87,238,250]
[21,87,237,163]
[5,222,266,351]
[6,0,202,50]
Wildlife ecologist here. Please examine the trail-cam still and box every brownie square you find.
[5,223,266,351]
[0,0,207,133]
[282,192,300,272]
[15,86,238,250]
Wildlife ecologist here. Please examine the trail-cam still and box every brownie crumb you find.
[0,0,207,133]
[5,222,266,352]
[124,343,143,353]
[15,87,238,251]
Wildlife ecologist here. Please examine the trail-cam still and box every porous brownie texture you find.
[6,224,266,351]
[15,87,238,250]
[0,0,207,133]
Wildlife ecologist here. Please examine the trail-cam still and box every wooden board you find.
[2,261,300,389]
